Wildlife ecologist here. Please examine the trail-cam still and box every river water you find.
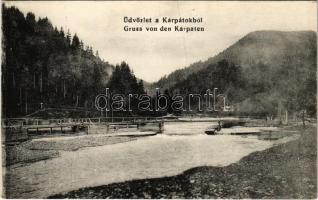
[4,122,296,198]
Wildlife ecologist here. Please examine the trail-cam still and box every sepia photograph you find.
[1,1,317,199]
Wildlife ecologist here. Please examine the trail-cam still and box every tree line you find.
[2,5,148,118]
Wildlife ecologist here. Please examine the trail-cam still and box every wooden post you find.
[40,72,43,93]
[12,72,15,88]
[63,79,66,98]
[25,90,28,114]
[302,110,306,127]
[19,87,22,103]
[158,122,163,133]
[33,73,36,88]
[76,95,79,107]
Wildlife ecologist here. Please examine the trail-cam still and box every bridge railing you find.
[2,116,165,127]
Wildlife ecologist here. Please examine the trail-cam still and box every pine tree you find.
[80,40,84,50]
[137,80,145,94]
[66,29,71,46]
[71,34,80,51]
[59,27,65,38]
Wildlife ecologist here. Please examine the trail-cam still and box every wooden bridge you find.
[2,117,169,142]
[3,116,167,131]
[2,116,252,143]
[2,116,253,130]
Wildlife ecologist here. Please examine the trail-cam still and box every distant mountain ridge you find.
[151,30,317,116]
[209,30,316,69]
[152,30,316,90]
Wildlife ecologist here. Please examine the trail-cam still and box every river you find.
[4,122,296,198]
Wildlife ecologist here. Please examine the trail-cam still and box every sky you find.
[5,1,317,82]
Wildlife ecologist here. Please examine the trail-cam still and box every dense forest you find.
[166,60,246,111]
[2,5,145,118]
[2,4,317,118]
[152,31,317,117]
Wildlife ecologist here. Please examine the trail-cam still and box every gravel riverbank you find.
[3,135,137,166]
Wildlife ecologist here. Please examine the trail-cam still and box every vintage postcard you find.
[1,1,317,199]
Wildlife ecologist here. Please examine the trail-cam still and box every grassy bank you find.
[3,135,137,166]
[50,125,317,199]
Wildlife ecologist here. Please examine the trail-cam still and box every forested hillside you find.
[3,4,316,118]
[2,5,112,117]
[2,5,148,118]
[153,31,317,116]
